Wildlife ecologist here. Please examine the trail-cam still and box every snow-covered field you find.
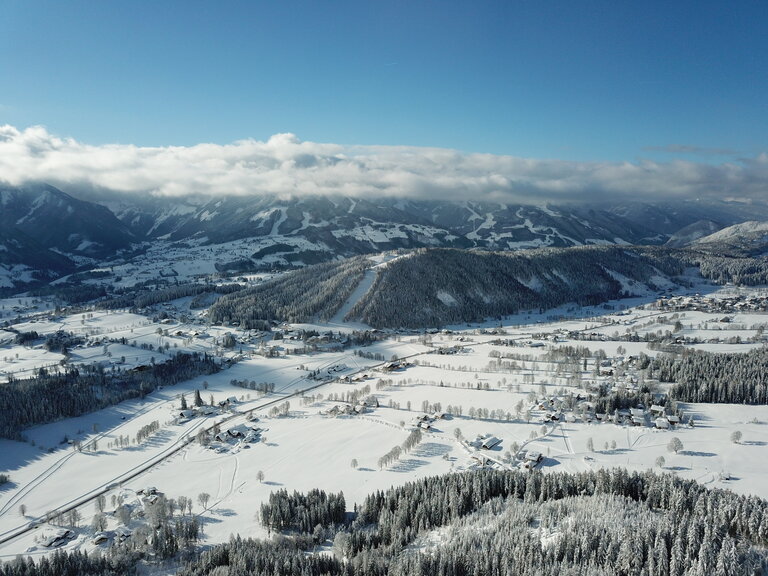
[1,282,768,561]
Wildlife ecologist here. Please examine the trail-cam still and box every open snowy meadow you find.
[1,283,768,561]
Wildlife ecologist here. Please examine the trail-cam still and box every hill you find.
[207,246,687,329]
[347,247,686,328]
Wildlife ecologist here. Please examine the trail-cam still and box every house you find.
[178,409,196,420]
[42,528,75,548]
[667,415,680,426]
[524,451,543,468]
[649,405,666,416]
[631,416,645,427]
[655,417,671,429]
[481,436,502,450]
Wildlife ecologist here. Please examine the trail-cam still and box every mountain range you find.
[2,182,768,295]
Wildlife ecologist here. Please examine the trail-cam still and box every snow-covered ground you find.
[1,282,768,560]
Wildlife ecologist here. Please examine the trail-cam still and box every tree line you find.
[0,352,219,439]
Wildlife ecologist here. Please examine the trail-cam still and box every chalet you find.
[655,417,671,429]
[667,415,680,426]
[481,436,502,450]
[382,360,409,372]
[631,416,645,427]
[649,405,666,416]
[178,409,196,420]
[524,450,543,469]
[42,528,74,548]
[630,408,645,419]
[417,420,433,430]
[91,532,109,545]
[214,431,229,443]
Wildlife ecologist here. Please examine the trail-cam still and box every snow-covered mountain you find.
[88,191,768,255]
[693,220,768,256]
[3,182,768,294]
[0,183,135,258]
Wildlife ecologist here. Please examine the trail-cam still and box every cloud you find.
[643,144,741,157]
[1,124,766,204]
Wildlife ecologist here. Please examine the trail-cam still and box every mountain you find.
[3,182,768,296]
[0,183,135,258]
[665,219,723,248]
[693,220,768,256]
[0,228,75,293]
[96,193,767,248]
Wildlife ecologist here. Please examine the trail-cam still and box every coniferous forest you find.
[201,245,768,330]
[0,352,219,439]
[4,469,765,576]
[208,256,370,328]
[652,347,768,404]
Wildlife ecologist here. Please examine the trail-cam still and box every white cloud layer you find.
[1,124,766,203]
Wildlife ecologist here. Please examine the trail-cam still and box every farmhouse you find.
[481,436,502,450]
[524,450,544,469]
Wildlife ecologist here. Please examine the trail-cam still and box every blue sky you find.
[1,0,765,163]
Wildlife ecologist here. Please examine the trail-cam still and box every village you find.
[1,282,767,560]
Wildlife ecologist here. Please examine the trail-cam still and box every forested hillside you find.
[176,469,768,575]
[202,245,768,330]
[348,247,684,328]
[208,256,369,328]
[4,469,765,576]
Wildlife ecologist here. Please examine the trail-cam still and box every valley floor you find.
[1,283,768,561]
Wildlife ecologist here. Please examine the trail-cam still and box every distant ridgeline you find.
[4,469,765,576]
[207,245,768,330]
[0,352,219,439]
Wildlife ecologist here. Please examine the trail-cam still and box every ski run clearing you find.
[2,282,768,561]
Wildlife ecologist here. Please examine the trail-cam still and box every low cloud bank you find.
[1,124,766,203]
